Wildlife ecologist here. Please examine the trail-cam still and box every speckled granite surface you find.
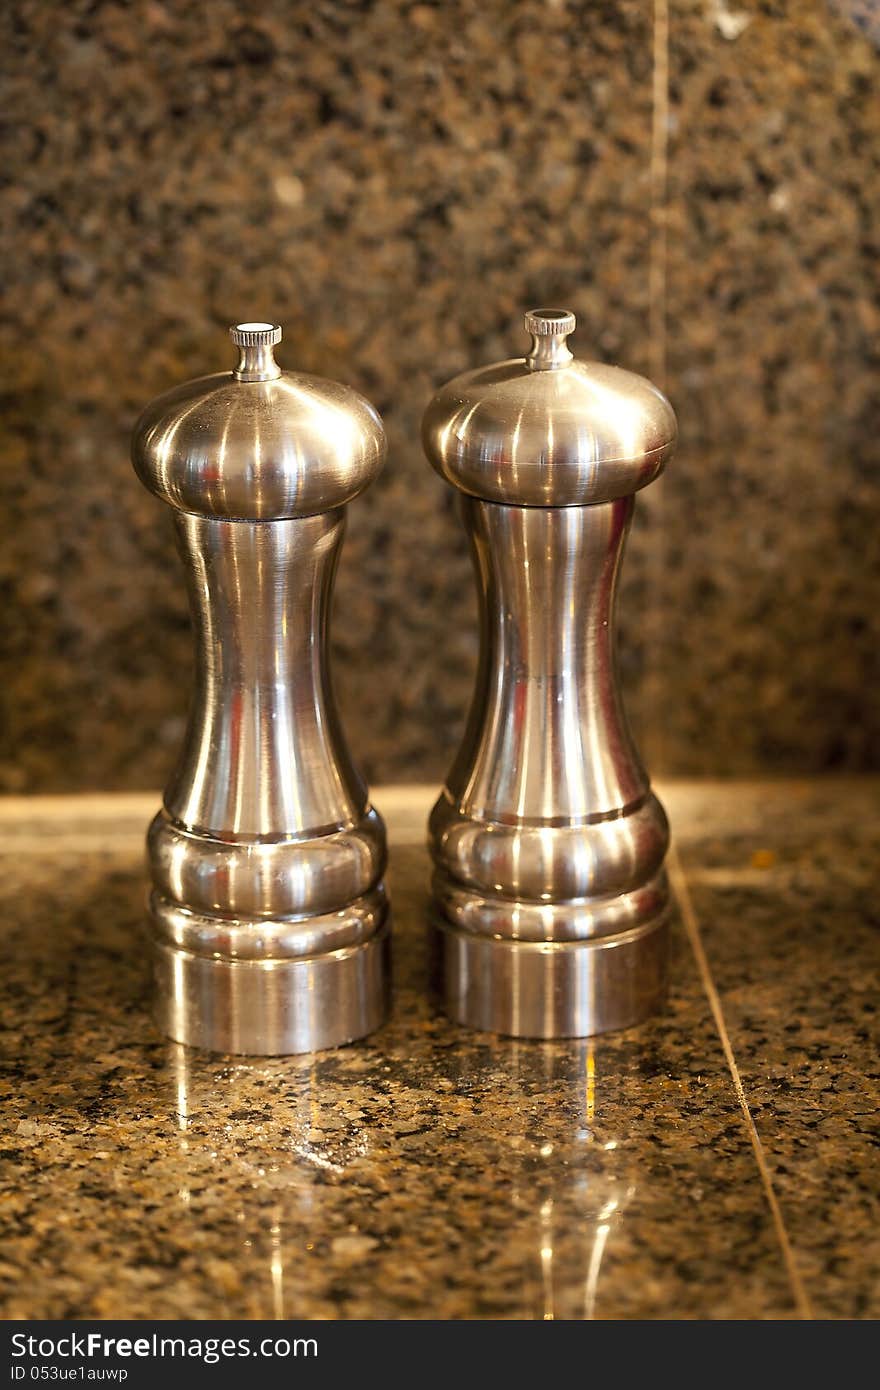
[650,0,880,774]
[0,780,877,1319]
[0,1,878,792]
[672,780,880,1318]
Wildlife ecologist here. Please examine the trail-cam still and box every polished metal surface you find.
[422,312,675,510]
[424,309,676,1038]
[132,322,390,1054]
[133,323,385,520]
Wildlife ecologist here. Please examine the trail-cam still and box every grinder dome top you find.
[422,308,676,508]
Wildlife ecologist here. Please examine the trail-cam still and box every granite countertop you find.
[1,780,877,1320]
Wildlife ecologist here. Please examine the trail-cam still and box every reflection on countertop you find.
[0,780,878,1320]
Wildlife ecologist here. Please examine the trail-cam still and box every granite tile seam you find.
[0,785,436,851]
[668,843,814,1319]
[642,0,670,769]
[680,866,875,891]
[0,776,871,827]
[648,0,669,388]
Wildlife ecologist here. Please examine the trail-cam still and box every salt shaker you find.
[132,322,389,1054]
[422,309,677,1038]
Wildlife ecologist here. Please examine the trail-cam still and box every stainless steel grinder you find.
[423,308,677,1038]
[132,322,390,1054]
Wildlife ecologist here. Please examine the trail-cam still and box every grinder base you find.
[152,917,391,1055]
[429,908,667,1039]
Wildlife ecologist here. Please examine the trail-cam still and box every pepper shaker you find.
[423,309,677,1038]
[132,322,390,1054]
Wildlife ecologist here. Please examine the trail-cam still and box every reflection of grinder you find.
[132,322,390,1054]
[423,309,677,1038]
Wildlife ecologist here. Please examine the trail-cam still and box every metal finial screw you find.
[524,307,576,371]
[230,322,283,381]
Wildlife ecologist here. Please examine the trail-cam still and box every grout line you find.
[644,0,670,775]
[0,777,869,822]
[668,842,814,1320]
[649,0,669,389]
[0,786,439,854]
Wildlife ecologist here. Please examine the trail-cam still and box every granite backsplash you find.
[1,0,877,792]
